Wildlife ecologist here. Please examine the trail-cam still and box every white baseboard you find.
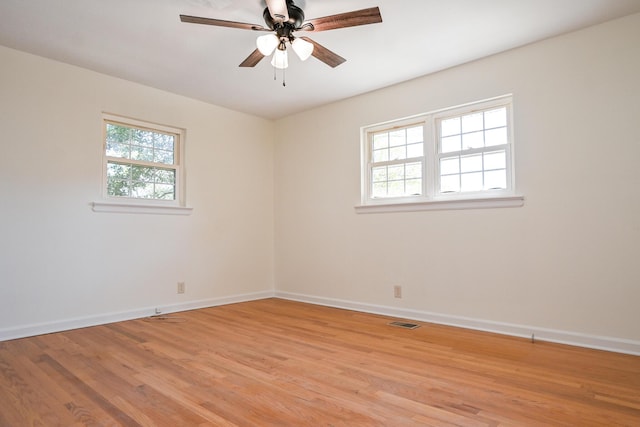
[4,290,639,356]
[275,291,640,356]
[0,290,275,342]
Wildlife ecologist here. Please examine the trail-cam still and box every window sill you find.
[92,201,193,215]
[355,194,524,214]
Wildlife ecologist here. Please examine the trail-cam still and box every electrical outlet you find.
[393,285,402,298]
[177,282,185,294]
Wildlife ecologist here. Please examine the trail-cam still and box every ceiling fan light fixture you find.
[256,34,279,56]
[291,37,314,61]
[271,48,289,69]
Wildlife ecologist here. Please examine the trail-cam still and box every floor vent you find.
[388,321,420,330]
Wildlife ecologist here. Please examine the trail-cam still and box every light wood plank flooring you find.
[1,298,639,426]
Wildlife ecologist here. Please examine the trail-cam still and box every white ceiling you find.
[1,0,639,119]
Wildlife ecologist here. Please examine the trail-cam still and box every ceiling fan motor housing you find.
[263,1,305,33]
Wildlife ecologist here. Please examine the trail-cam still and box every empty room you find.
[1,0,639,425]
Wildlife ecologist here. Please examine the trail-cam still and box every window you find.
[95,114,189,214]
[437,105,510,194]
[370,123,424,198]
[359,96,522,212]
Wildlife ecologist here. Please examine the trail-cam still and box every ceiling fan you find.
[180,0,382,70]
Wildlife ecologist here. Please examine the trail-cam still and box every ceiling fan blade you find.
[305,7,382,32]
[239,49,265,67]
[180,15,267,31]
[300,37,346,68]
[265,0,289,23]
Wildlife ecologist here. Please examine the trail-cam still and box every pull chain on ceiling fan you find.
[180,0,382,76]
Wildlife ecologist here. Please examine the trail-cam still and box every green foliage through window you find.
[104,120,179,201]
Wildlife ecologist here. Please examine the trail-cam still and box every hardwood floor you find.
[1,298,639,426]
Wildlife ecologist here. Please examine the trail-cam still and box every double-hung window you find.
[436,103,511,194]
[370,122,425,199]
[359,95,522,212]
[95,114,189,214]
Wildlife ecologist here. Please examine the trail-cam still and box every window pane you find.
[484,107,506,129]
[389,146,406,161]
[484,170,507,190]
[373,133,388,150]
[440,175,460,193]
[441,117,460,137]
[130,146,153,162]
[106,123,131,143]
[387,165,404,181]
[461,172,483,192]
[406,126,423,143]
[107,162,130,179]
[107,179,130,197]
[154,184,175,200]
[462,131,484,150]
[407,143,423,158]
[484,151,506,170]
[485,127,507,147]
[406,179,422,195]
[154,133,175,151]
[440,157,459,175]
[154,149,174,165]
[372,182,387,198]
[462,112,483,133]
[133,129,154,147]
[460,154,482,173]
[106,142,130,159]
[388,180,404,197]
[372,166,387,183]
[131,182,155,198]
[441,135,461,153]
[131,165,154,183]
[389,130,405,147]
[405,162,422,179]
[373,149,389,163]
[155,168,176,184]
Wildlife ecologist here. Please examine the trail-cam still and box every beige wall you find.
[1,13,639,349]
[0,45,275,333]
[274,13,640,342]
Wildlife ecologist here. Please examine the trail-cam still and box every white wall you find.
[2,13,639,352]
[274,14,640,345]
[0,46,275,337]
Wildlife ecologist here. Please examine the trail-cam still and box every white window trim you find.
[357,95,523,213]
[355,194,524,214]
[93,113,192,215]
[91,200,193,215]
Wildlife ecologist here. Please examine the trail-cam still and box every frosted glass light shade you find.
[271,49,288,69]
[291,38,314,61]
[256,34,279,56]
